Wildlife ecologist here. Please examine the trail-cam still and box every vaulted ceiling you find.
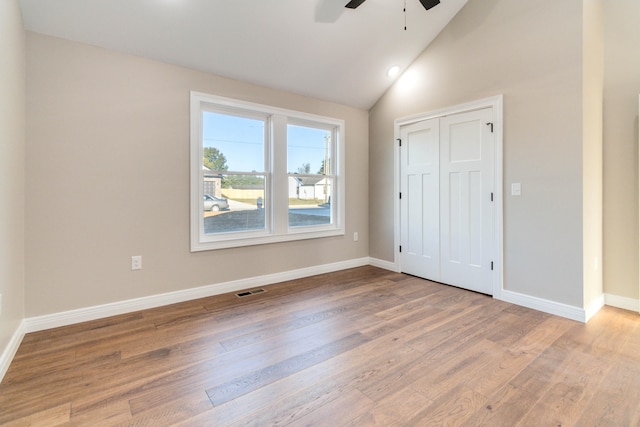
[19,0,468,109]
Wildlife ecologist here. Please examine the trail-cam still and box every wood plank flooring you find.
[1,266,640,426]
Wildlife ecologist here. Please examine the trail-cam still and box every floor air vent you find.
[235,288,266,298]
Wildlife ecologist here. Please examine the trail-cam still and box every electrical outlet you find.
[353,232,359,241]
[131,256,142,270]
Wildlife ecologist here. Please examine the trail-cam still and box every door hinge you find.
[486,122,494,133]
[397,138,402,147]
[490,192,494,202]
[491,261,494,271]
[399,192,402,199]
[399,245,402,253]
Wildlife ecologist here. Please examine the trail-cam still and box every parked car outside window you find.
[203,194,229,211]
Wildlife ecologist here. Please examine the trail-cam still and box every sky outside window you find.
[202,111,331,174]
[202,111,265,172]
[287,124,331,175]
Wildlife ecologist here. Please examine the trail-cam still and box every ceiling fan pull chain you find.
[404,0,407,30]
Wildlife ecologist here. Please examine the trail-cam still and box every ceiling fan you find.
[345,0,440,11]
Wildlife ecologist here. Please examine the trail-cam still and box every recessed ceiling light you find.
[386,65,400,77]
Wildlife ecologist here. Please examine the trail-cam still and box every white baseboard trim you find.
[368,257,400,272]
[368,259,591,322]
[0,320,25,383]
[604,293,639,313]
[23,256,629,339]
[24,257,371,333]
[369,259,601,322]
[499,289,587,322]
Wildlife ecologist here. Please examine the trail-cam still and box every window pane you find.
[288,177,332,228]
[203,111,265,172]
[203,174,266,234]
[287,124,332,175]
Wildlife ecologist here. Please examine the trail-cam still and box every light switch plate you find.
[511,183,522,196]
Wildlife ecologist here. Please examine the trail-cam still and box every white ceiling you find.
[19,0,467,110]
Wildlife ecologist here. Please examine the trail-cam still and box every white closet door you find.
[400,119,440,280]
[400,107,495,295]
[440,108,494,294]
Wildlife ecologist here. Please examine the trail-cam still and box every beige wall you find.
[25,33,369,317]
[370,0,586,307]
[603,0,640,301]
[0,0,26,356]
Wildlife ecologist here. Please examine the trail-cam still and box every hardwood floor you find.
[1,266,639,426]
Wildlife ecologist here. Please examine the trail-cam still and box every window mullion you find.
[271,114,288,235]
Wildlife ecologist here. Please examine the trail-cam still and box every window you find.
[191,92,344,251]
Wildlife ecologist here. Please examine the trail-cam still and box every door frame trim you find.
[393,95,504,298]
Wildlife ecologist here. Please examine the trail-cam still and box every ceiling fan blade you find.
[345,0,367,9]
[418,0,440,11]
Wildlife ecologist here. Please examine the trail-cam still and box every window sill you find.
[191,227,345,252]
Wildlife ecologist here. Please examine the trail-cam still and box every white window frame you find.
[190,91,345,251]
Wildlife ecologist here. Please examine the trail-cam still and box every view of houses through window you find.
[286,123,333,228]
